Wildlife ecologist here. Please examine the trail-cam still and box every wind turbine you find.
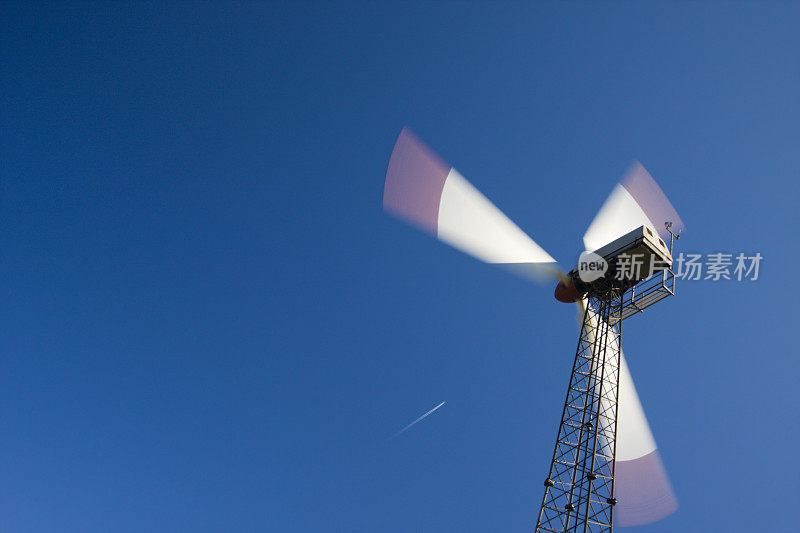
[382,127,684,531]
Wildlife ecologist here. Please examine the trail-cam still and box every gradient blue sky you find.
[2,2,798,532]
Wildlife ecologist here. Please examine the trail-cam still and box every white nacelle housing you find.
[574,225,673,287]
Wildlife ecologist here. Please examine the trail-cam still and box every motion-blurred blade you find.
[384,127,561,284]
[583,162,684,252]
[614,352,678,527]
[581,301,678,527]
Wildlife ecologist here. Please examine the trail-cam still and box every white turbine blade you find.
[581,302,678,527]
[583,162,684,253]
[614,352,678,527]
[384,127,561,284]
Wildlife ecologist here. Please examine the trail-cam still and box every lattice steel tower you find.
[536,287,623,533]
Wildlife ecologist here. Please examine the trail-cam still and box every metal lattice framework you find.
[536,288,624,533]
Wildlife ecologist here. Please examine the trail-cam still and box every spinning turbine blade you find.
[583,162,684,252]
[384,127,561,284]
[614,352,678,527]
[582,301,677,526]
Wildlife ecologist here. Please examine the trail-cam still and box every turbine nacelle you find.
[554,224,675,303]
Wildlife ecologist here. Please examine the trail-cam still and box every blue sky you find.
[1,2,798,532]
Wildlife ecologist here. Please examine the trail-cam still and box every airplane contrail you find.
[390,401,446,439]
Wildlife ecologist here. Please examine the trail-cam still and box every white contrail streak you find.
[390,401,446,439]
